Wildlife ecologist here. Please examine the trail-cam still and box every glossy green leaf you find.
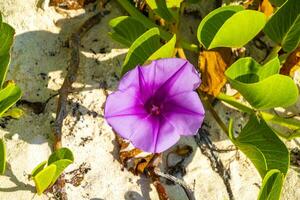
[264,0,300,52]
[145,0,183,22]
[50,159,73,186]
[109,16,147,47]
[0,13,15,88]
[32,148,74,194]
[0,81,22,116]
[258,169,284,200]
[0,23,15,57]
[33,164,56,195]
[31,161,47,177]
[48,147,74,164]
[197,6,266,49]
[225,57,298,110]
[229,115,289,177]
[269,0,287,6]
[122,28,160,75]
[148,34,176,60]
[47,147,74,186]
[0,138,6,175]
[122,28,176,75]
[0,54,10,89]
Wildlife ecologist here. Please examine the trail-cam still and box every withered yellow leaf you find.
[259,0,274,17]
[281,47,300,77]
[116,135,155,175]
[198,48,234,97]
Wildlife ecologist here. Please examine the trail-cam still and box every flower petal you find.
[162,91,205,136]
[140,58,201,99]
[129,116,180,153]
[104,87,148,140]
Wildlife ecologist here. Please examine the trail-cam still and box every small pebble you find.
[12,134,19,140]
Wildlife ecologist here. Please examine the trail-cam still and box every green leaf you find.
[269,0,287,6]
[264,0,300,52]
[1,107,24,119]
[0,13,15,88]
[109,16,147,47]
[122,28,176,75]
[48,147,74,165]
[145,0,183,22]
[0,54,10,89]
[0,138,6,175]
[32,148,74,194]
[50,159,73,185]
[229,115,289,177]
[197,6,266,49]
[47,147,74,186]
[225,57,298,110]
[258,169,284,200]
[33,165,56,195]
[0,81,22,116]
[0,23,15,57]
[148,34,176,60]
[31,161,47,177]
[122,28,160,75]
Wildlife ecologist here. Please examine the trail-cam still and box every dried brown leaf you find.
[259,0,274,17]
[281,47,300,76]
[116,135,155,175]
[198,48,234,97]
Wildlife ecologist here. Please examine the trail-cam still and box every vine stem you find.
[52,12,105,199]
[217,92,300,139]
[198,91,229,134]
[263,45,281,64]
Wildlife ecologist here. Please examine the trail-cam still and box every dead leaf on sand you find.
[281,47,300,77]
[116,135,155,175]
[198,48,234,97]
[259,0,274,17]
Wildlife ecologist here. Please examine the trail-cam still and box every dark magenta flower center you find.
[145,97,164,116]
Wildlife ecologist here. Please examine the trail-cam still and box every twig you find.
[154,169,196,200]
[147,154,170,200]
[198,90,229,134]
[194,128,235,200]
[52,11,106,199]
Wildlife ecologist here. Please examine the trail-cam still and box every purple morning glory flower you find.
[104,58,205,153]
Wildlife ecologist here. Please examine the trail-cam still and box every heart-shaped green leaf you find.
[32,148,74,195]
[258,169,284,200]
[229,115,289,177]
[145,0,182,22]
[225,57,298,110]
[109,16,147,47]
[33,164,56,195]
[197,6,266,49]
[48,147,74,164]
[31,161,48,177]
[148,34,176,60]
[264,0,300,52]
[122,28,176,75]
[50,159,73,185]
[0,81,22,116]
[0,138,6,175]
